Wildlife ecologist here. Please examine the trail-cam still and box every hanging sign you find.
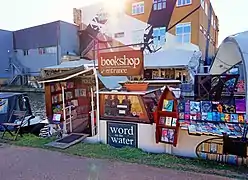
[98,50,144,76]
[107,121,138,148]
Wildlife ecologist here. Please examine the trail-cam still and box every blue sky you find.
[0,0,247,44]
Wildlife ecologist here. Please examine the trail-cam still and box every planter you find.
[124,83,148,91]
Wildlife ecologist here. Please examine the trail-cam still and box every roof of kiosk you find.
[99,87,162,95]
[209,31,248,75]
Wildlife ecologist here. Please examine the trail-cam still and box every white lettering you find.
[100,55,140,68]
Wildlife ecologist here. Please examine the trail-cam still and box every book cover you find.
[207,112,213,121]
[224,113,231,122]
[212,101,223,113]
[212,112,220,121]
[161,128,174,143]
[230,114,238,123]
[190,114,197,120]
[223,104,236,113]
[159,116,166,124]
[179,112,185,120]
[162,100,174,112]
[190,101,200,114]
[171,118,177,127]
[220,113,225,122]
[201,101,212,113]
[188,125,197,134]
[201,112,208,121]
[184,113,190,120]
[178,101,185,112]
[184,100,190,113]
[196,113,201,120]
[165,117,172,126]
[238,114,244,123]
[235,99,246,113]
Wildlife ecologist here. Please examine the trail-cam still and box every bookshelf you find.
[154,87,179,146]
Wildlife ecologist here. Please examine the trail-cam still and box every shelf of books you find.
[154,87,179,146]
[178,99,247,138]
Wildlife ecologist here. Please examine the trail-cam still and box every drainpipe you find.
[204,3,213,67]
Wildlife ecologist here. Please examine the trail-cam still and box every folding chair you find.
[1,110,27,140]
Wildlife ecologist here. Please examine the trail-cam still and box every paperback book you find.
[201,101,212,113]
[162,100,174,112]
[190,101,201,114]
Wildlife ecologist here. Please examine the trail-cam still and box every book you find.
[184,100,190,113]
[165,117,172,126]
[238,114,244,123]
[171,118,177,127]
[235,99,246,113]
[190,101,200,114]
[212,112,220,121]
[167,129,175,143]
[223,104,236,113]
[178,101,185,112]
[190,114,197,120]
[162,100,174,112]
[188,125,197,134]
[201,112,207,121]
[184,113,190,120]
[179,112,184,120]
[161,128,174,143]
[224,113,231,122]
[196,113,201,120]
[230,114,238,123]
[201,101,212,113]
[159,116,166,124]
[220,113,225,122]
[207,112,213,121]
[212,101,223,113]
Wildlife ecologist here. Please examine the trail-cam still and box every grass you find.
[1,134,248,179]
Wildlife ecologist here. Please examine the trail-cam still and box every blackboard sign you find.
[107,121,138,148]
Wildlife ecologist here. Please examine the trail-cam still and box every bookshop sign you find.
[107,121,138,148]
[98,50,144,76]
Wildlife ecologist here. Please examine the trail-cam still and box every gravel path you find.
[0,144,232,180]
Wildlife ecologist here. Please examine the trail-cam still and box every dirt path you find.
[0,144,232,180]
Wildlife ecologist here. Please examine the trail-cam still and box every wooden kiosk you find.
[97,82,181,153]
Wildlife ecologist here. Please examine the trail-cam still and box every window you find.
[38,48,46,54]
[101,94,148,123]
[176,23,191,44]
[201,0,204,9]
[211,15,214,26]
[213,20,216,29]
[153,27,166,46]
[177,0,191,7]
[153,0,166,10]
[114,32,125,38]
[205,2,208,15]
[132,2,145,15]
[23,50,29,56]
[46,47,57,54]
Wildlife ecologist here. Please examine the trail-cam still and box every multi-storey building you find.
[74,0,219,64]
[0,21,79,85]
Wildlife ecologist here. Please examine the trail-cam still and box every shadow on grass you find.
[1,134,247,179]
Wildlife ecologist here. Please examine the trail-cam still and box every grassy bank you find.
[1,134,248,179]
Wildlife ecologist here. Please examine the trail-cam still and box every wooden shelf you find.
[158,111,177,118]
[157,124,176,129]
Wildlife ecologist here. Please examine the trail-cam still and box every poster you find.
[0,99,8,114]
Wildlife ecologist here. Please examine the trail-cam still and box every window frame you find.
[176,0,192,7]
[175,22,191,44]
[132,1,145,15]
[205,2,208,15]
[153,0,167,11]
[152,26,167,47]
[99,94,151,124]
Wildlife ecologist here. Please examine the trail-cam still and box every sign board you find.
[98,50,144,76]
[107,121,138,148]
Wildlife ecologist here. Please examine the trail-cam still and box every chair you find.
[1,110,27,140]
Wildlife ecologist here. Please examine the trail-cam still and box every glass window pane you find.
[183,34,191,43]
[186,0,191,4]
[183,25,191,33]
[158,2,162,10]
[153,4,157,10]
[153,37,159,46]
[176,27,183,34]
[153,28,159,36]
[162,2,166,8]
[141,4,144,13]
[160,35,166,45]
[160,27,166,35]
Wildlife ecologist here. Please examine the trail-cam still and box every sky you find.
[0,0,247,44]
